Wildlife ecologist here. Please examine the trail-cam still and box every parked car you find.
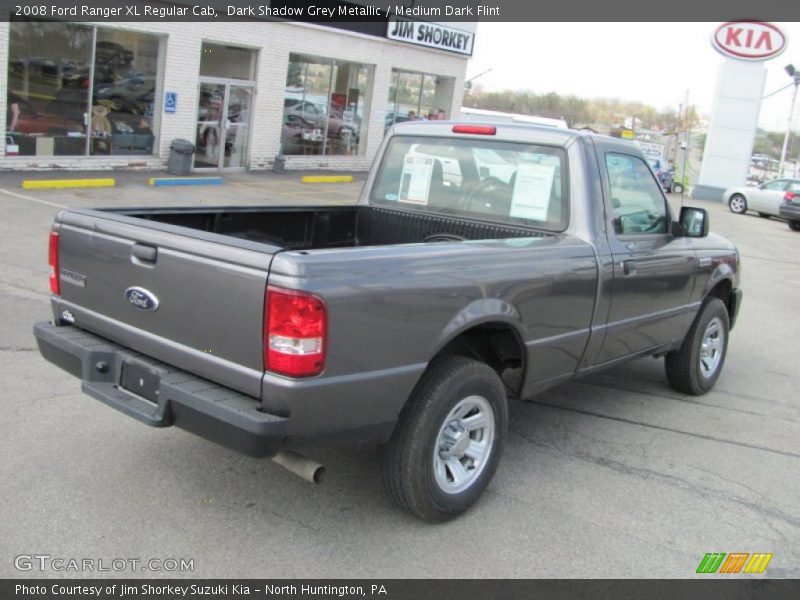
[7,93,83,136]
[385,112,414,131]
[94,75,156,113]
[281,114,323,154]
[725,178,800,218]
[34,122,741,522]
[283,99,357,140]
[778,192,800,231]
[94,41,134,68]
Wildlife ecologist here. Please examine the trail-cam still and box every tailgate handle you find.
[132,243,157,263]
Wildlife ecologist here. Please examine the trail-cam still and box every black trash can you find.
[167,139,195,175]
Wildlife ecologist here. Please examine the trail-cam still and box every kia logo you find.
[712,22,786,62]
[124,287,159,311]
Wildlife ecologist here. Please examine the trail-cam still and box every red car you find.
[8,93,83,136]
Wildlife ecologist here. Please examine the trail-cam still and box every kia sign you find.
[712,22,786,61]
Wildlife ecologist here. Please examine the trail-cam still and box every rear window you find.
[369,136,568,230]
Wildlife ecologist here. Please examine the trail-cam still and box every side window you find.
[762,180,787,191]
[606,152,668,235]
[788,181,800,192]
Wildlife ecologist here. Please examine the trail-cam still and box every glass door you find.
[194,81,253,170]
[195,82,225,169]
[223,85,252,169]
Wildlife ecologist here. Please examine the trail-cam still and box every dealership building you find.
[0,17,475,171]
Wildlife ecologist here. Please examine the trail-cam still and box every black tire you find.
[672,183,684,194]
[758,212,771,219]
[728,194,747,214]
[789,220,800,231]
[665,298,730,395]
[380,355,508,522]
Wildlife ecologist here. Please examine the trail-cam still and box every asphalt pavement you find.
[1,175,798,578]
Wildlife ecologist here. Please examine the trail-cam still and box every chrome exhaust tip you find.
[271,451,326,484]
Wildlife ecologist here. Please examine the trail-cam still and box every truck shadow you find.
[138,356,685,528]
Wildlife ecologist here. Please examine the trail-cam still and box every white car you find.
[724,178,800,218]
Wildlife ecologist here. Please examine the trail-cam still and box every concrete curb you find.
[301,175,354,184]
[21,178,116,190]
[148,177,223,186]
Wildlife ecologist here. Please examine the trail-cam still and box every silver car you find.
[725,178,800,217]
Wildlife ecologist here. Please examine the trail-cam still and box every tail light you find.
[783,191,797,203]
[265,286,327,377]
[48,231,60,295]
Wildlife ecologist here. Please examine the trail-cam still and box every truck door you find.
[593,146,697,365]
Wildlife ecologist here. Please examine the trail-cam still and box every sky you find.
[465,22,800,131]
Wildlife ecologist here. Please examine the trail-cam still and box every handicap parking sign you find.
[164,92,177,114]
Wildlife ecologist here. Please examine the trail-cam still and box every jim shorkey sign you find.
[694,22,787,200]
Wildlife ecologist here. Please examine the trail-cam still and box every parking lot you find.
[1,175,798,578]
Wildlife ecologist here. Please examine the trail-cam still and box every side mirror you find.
[678,206,709,237]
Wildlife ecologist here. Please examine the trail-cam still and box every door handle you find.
[621,260,637,276]
[131,243,157,264]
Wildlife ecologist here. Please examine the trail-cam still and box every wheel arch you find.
[427,304,528,398]
[703,276,735,323]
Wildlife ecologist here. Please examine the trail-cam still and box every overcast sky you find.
[466,22,800,130]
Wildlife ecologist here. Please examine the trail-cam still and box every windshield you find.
[370,136,568,230]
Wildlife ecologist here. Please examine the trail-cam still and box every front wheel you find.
[789,220,800,231]
[728,194,747,214]
[665,298,730,395]
[672,182,684,194]
[380,356,508,522]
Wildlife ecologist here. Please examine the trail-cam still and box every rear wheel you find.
[789,220,800,231]
[665,298,729,395]
[380,356,508,522]
[728,194,747,214]
[672,182,684,194]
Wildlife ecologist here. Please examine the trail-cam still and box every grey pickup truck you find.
[34,122,742,521]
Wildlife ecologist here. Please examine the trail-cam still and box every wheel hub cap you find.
[433,395,496,495]
[699,317,724,378]
[439,422,470,459]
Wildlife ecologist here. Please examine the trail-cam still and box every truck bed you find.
[109,205,545,250]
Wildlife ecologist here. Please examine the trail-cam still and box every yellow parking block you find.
[301,175,354,184]
[22,178,116,190]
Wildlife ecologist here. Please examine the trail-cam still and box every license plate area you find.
[120,362,160,404]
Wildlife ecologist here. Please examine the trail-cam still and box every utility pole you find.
[673,103,683,167]
[779,65,800,178]
[680,91,690,200]
[682,103,693,201]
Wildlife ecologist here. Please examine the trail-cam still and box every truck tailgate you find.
[52,210,279,398]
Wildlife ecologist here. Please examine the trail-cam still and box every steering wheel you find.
[423,232,467,243]
[617,210,665,234]
[462,177,511,214]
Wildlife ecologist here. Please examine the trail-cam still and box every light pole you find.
[778,64,800,177]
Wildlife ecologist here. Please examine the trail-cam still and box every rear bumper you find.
[779,205,800,221]
[33,322,287,457]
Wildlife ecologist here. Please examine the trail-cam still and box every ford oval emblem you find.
[125,287,159,311]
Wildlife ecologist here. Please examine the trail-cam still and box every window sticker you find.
[398,156,433,205]
[510,163,556,221]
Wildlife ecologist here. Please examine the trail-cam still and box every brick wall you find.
[0,21,468,172]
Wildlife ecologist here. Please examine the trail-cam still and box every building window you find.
[282,53,372,156]
[6,22,161,157]
[386,69,455,131]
